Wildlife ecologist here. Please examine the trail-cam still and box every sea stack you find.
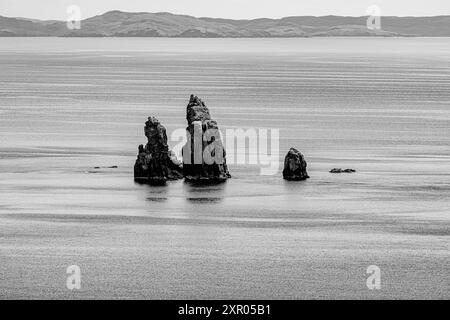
[182,95,231,181]
[134,116,183,182]
[282,148,309,181]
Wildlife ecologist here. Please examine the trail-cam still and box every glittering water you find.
[0,38,449,299]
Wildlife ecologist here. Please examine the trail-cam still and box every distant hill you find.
[1,11,449,37]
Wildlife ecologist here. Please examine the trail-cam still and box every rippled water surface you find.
[0,38,449,299]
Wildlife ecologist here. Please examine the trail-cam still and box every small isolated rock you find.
[329,168,356,173]
[94,166,118,169]
[283,148,309,181]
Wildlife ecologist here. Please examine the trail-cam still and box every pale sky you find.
[1,0,449,20]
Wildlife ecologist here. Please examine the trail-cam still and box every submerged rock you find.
[330,168,356,173]
[182,95,231,182]
[134,116,183,182]
[93,166,118,169]
[282,148,309,181]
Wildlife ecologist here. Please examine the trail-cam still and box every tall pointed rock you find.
[134,116,183,183]
[182,95,231,181]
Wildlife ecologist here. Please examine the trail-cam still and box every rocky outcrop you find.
[134,116,183,182]
[182,95,231,181]
[282,148,309,181]
[330,168,356,173]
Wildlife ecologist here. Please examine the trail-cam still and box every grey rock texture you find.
[283,148,309,181]
[182,95,231,182]
[134,116,183,183]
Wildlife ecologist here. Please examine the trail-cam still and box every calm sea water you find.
[0,38,449,299]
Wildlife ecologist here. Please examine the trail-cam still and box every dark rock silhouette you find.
[93,166,118,169]
[329,168,356,173]
[134,116,183,182]
[182,95,231,182]
[283,148,309,181]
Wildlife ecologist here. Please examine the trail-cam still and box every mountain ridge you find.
[1,10,449,37]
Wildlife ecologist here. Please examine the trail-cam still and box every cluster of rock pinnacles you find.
[134,95,309,183]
